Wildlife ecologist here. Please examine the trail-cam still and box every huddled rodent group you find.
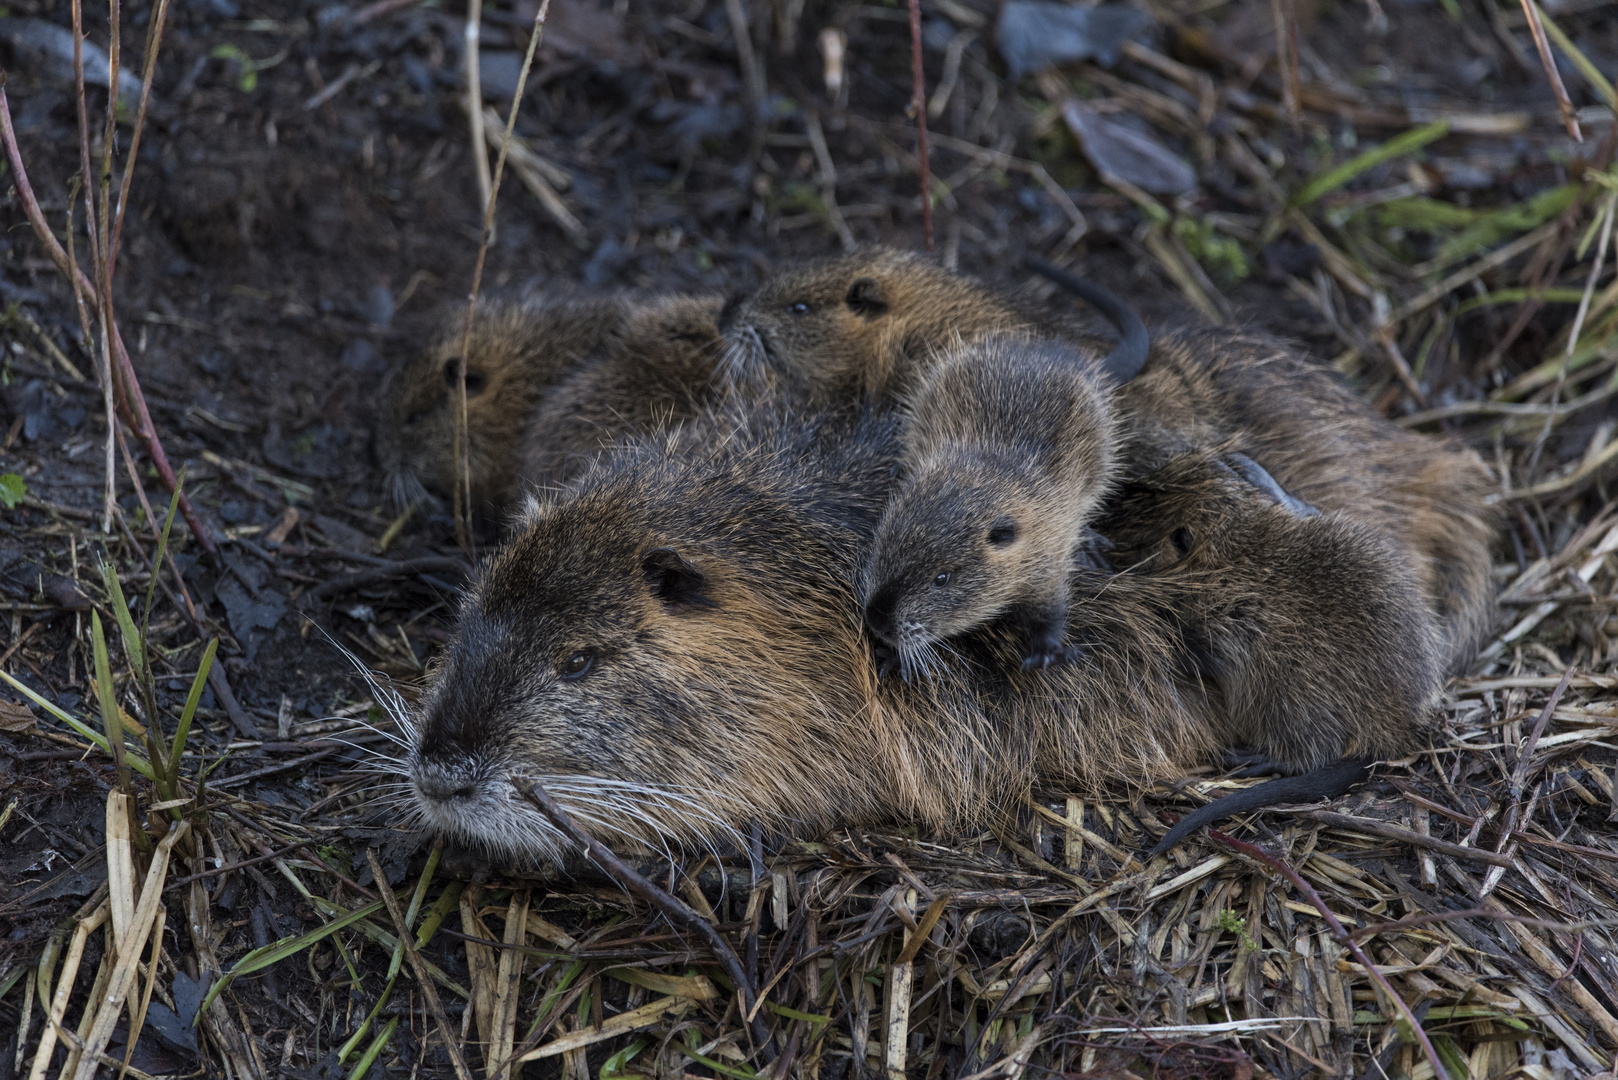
[380,245,1499,862]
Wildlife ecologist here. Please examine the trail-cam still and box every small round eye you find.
[560,651,595,679]
[787,301,812,316]
[1170,527,1194,555]
[932,572,950,588]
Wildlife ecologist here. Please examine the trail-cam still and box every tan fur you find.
[863,334,1119,672]
[1098,449,1443,772]
[1115,328,1500,671]
[516,294,726,488]
[404,407,1222,864]
[375,296,632,511]
[718,247,1106,401]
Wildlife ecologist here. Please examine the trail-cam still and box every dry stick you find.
[366,848,477,1080]
[906,0,932,249]
[0,91,215,554]
[107,0,173,274]
[1520,0,1581,142]
[452,0,552,553]
[1209,829,1449,1080]
[518,781,775,1059]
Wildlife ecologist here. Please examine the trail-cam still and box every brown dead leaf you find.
[0,697,38,733]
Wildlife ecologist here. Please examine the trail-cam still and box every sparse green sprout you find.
[1173,216,1250,284]
[1215,909,1258,951]
[0,474,27,509]
[210,44,261,92]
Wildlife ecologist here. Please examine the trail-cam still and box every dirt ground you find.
[1,0,1617,1073]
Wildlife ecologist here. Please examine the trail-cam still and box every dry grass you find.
[2,0,1618,1075]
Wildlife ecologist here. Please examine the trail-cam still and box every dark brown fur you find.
[375,296,631,511]
[517,294,726,489]
[376,292,724,512]
[405,406,1225,863]
[717,247,1113,402]
[863,334,1119,673]
[1097,449,1443,773]
[1113,328,1499,671]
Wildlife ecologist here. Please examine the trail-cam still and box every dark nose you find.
[412,760,479,804]
[864,583,900,641]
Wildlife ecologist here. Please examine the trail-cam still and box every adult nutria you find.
[404,405,1229,863]
[376,291,725,511]
[376,295,630,512]
[716,246,1143,402]
[1096,448,1443,775]
[516,293,726,489]
[862,334,1119,675]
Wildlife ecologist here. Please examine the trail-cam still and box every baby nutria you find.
[405,404,1238,864]
[376,295,631,511]
[1095,448,1443,776]
[862,333,1119,675]
[727,246,1496,672]
[717,246,1147,402]
[517,293,726,489]
[376,291,725,511]
[1112,327,1499,672]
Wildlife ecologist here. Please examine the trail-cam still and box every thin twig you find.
[518,780,775,1059]
[1210,830,1450,1080]
[906,0,932,249]
[366,849,477,1080]
[1520,0,1582,141]
[452,0,553,553]
[0,89,215,554]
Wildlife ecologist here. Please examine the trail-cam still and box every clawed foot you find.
[871,641,901,679]
[1021,642,1083,670]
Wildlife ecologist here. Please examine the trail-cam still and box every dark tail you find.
[1022,254,1151,384]
[1147,757,1372,857]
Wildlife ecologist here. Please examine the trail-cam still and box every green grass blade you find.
[1454,288,1587,317]
[1536,5,1617,112]
[1292,121,1450,207]
[98,561,145,688]
[338,974,399,1064]
[143,466,185,646]
[387,846,441,980]
[199,899,388,1017]
[169,639,218,792]
[91,611,132,793]
[599,1037,648,1080]
[0,669,155,780]
[347,1016,399,1080]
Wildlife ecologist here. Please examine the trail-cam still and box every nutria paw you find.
[1022,642,1084,669]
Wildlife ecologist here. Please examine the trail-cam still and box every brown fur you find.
[375,296,632,512]
[717,247,1110,401]
[516,294,726,489]
[863,334,1119,673]
[1114,328,1500,671]
[404,406,1225,863]
[1097,449,1443,773]
[376,292,725,512]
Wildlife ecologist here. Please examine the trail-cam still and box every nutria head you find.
[717,246,1036,401]
[375,296,629,512]
[405,408,915,864]
[861,464,1038,679]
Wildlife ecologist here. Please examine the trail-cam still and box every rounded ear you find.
[844,278,889,318]
[987,517,1019,546]
[441,359,489,396]
[641,547,716,610]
